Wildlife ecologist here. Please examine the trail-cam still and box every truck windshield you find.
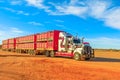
[73,39,81,44]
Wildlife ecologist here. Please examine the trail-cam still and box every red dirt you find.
[0,50,120,80]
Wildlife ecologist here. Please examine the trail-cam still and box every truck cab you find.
[57,31,94,60]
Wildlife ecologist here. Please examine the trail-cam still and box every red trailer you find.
[2,40,8,50]
[2,40,8,44]
[2,38,16,51]
[16,34,35,53]
[16,35,34,44]
[36,30,59,50]
[2,44,8,50]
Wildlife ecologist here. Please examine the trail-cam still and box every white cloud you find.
[4,7,16,12]
[25,0,120,30]
[47,1,88,17]
[53,0,120,30]
[28,21,43,26]
[54,6,87,17]
[56,24,65,27]
[85,0,120,29]
[10,0,22,5]
[25,0,87,17]
[87,0,110,18]
[55,20,64,23]
[17,10,29,16]
[56,24,75,32]
[104,7,120,29]
[11,27,23,33]
[70,0,79,5]
[3,7,29,16]
[47,0,110,18]
[0,26,26,44]
[26,0,49,10]
[86,37,120,49]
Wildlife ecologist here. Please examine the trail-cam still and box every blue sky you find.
[0,0,120,49]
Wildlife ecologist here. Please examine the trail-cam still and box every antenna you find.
[76,33,78,39]
[81,37,84,43]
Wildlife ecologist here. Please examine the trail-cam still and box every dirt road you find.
[0,50,120,80]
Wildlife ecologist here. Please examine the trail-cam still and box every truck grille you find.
[83,46,91,54]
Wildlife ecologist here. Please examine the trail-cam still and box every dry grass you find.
[0,49,120,80]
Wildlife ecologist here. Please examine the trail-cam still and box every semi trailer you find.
[2,30,94,60]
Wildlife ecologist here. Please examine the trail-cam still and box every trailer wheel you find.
[45,51,50,57]
[34,50,37,55]
[74,53,80,61]
[50,51,54,57]
[28,50,32,55]
[31,50,34,55]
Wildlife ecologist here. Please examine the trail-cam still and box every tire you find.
[50,51,54,57]
[92,49,95,58]
[85,58,90,60]
[28,50,32,55]
[74,52,86,61]
[74,53,80,61]
[34,50,37,55]
[45,51,50,57]
[31,50,35,55]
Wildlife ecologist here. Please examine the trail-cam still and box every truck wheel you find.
[50,51,54,57]
[85,58,90,60]
[45,51,50,57]
[74,53,80,61]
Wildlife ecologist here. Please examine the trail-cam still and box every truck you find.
[2,30,94,60]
